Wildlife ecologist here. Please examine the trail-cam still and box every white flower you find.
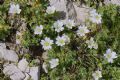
[34,25,43,35]
[56,36,66,46]
[92,70,102,80]
[90,13,102,24]
[9,4,21,14]
[52,20,64,33]
[77,25,89,37]
[89,9,102,24]
[42,62,48,73]
[18,58,29,72]
[65,19,75,29]
[89,9,97,16]
[104,49,117,63]
[46,6,56,14]
[49,59,59,69]
[63,34,70,44]
[86,37,98,49]
[41,37,53,50]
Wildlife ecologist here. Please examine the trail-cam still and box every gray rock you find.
[0,43,6,49]
[49,0,120,26]
[104,0,120,6]
[3,63,25,80]
[0,43,18,62]
[4,50,18,62]
[49,0,90,25]
[29,66,40,80]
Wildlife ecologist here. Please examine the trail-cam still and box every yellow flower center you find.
[44,42,50,46]
[59,40,64,44]
[96,15,100,20]
[107,54,112,59]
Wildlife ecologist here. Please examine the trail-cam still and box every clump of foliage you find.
[0,2,10,40]
[0,0,120,80]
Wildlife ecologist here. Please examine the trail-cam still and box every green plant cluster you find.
[0,0,120,80]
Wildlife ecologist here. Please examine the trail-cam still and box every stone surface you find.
[3,63,25,80]
[49,0,90,25]
[0,43,6,48]
[4,50,18,62]
[104,0,120,5]
[0,43,18,62]
[49,0,120,26]
[29,67,40,80]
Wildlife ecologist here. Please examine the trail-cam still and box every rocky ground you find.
[0,0,120,80]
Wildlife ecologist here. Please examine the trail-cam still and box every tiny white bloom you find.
[42,62,48,73]
[104,49,117,63]
[63,34,70,44]
[52,20,64,33]
[92,70,102,80]
[89,9,97,17]
[77,25,89,37]
[86,37,98,49]
[65,19,75,29]
[89,13,102,24]
[56,36,66,46]
[9,4,21,14]
[46,6,56,14]
[18,58,29,72]
[41,37,53,50]
[49,58,59,69]
[34,25,43,35]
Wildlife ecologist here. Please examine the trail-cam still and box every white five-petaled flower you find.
[77,25,89,37]
[62,34,70,44]
[92,70,102,80]
[9,4,21,14]
[90,13,102,24]
[89,9,102,24]
[34,25,43,35]
[86,37,98,49]
[56,35,66,46]
[49,58,59,69]
[52,20,64,33]
[46,6,56,14]
[104,49,117,63]
[65,19,75,29]
[89,9,97,16]
[41,37,53,50]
